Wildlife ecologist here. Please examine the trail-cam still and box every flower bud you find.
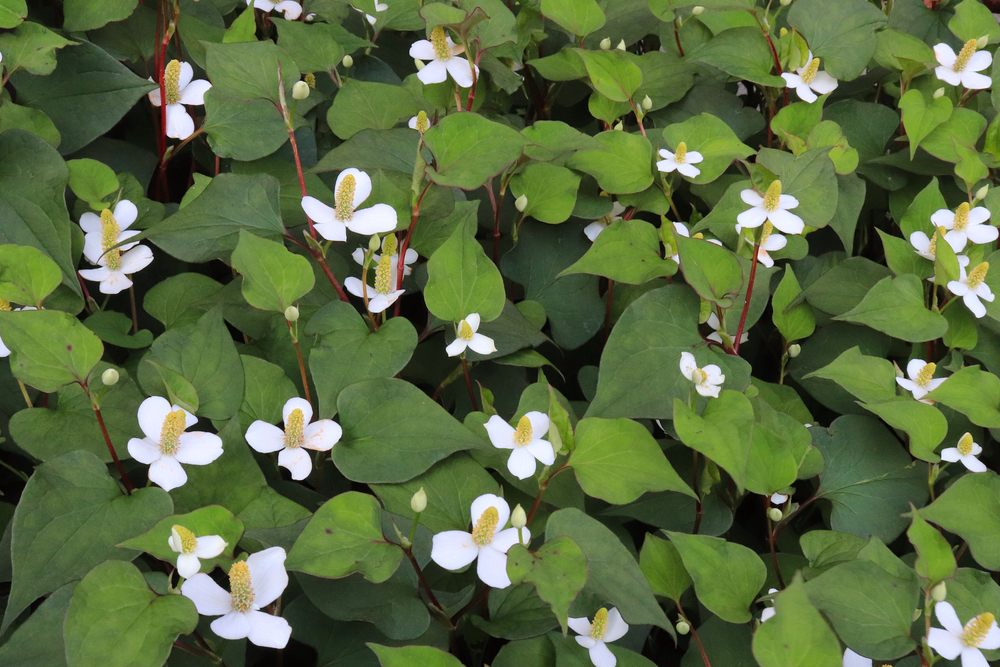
[787,343,801,358]
[102,368,119,386]
[411,487,427,513]
[292,80,310,100]
[976,185,989,201]
[613,121,624,131]
[978,35,989,50]
[616,39,627,51]
[933,87,945,99]
[515,194,528,212]
[414,57,425,71]
[284,306,299,322]
[599,37,611,50]
[931,581,947,602]
[779,0,792,5]
[368,234,382,252]
[779,27,788,36]
[691,5,704,15]
[913,608,923,622]
[768,508,783,522]
[642,95,652,110]
[343,54,354,68]
[511,504,527,529]
[306,12,316,21]
[676,621,691,635]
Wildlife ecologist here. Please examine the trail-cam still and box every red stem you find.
[312,249,350,303]
[677,604,712,667]
[674,19,685,56]
[394,183,432,316]
[286,123,316,240]
[287,321,312,406]
[89,387,134,493]
[464,52,483,112]
[733,241,760,354]
[461,357,479,411]
[524,464,569,526]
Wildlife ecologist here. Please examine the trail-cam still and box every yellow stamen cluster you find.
[954,39,978,73]
[284,408,305,449]
[228,561,255,613]
[459,319,474,341]
[967,262,989,290]
[513,415,533,447]
[164,60,183,105]
[305,73,316,89]
[929,227,945,256]
[0,299,10,312]
[374,252,393,294]
[336,174,357,221]
[915,362,937,388]
[430,27,452,61]
[590,608,609,640]
[415,110,429,133]
[472,506,499,546]
[674,142,688,164]
[801,58,820,84]
[958,432,975,457]
[173,525,198,553]
[159,409,187,456]
[382,233,398,257]
[953,202,971,231]
[101,209,123,271]
[962,612,996,647]
[763,180,782,212]
[759,221,774,246]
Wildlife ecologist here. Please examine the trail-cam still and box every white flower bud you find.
[787,343,801,358]
[978,35,989,50]
[292,81,310,100]
[284,306,299,322]
[779,0,792,5]
[976,185,989,201]
[599,37,611,50]
[369,234,382,252]
[306,12,316,21]
[642,95,652,110]
[768,508,783,522]
[676,620,690,635]
[691,5,704,15]
[931,581,947,602]
[511,504,527,529]
[411,487,427,513]
[913,608,923,622]
[616,39,627,51]
[343,54,355,68]
[933,87,945,99]
[613,121,624,131]
[102,368,119,386]
[515,194,528,212]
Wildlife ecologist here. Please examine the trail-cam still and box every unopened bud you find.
[613,121,624,131]
[779,27,788,36]
[292,80,310,100]
[779,0,792,6]
[931,581,947,602]
[306,12,316,21]
[414,58,425,71]
[511,504,527,529]
[616,39,626,51]
[599,37,611,50]
[515,194,528,212]
[284,306,299,322]
[411,487,427,513]
[978,35,989,50]
[676,621,690,635]
[787,343,801,358]
[691,5,704,15]
[102,368,119,386]
[642,95,652,110]
[768,508,783,522]
[933,87,945,99]
[913,608,923,622]
[976,185,989,201]
[343,54,354,68]
[368,235,381,252]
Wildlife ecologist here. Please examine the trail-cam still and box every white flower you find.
[770,493,788,504]
[127,396,224,491]
[679,351,725,398]
[931,202,997,253]
[934,40,992,89]
[842,648,873,667]
[168,525,228,579]
[354,1,388,25]
[760,588,779,623]
[569,607,629,667]
[896,359,946,404]
[948,261,995,318]
[301,168,398,242]
[78,201,154,295]
[928,600,1000,666]
[245,397,342,480]
[656,142,703,179]
[737,220,787,268]
[737,180,804,235]
[430,493,530,589]
[910,229,942,261]
[408,113,431,132]
[941,432,987,473]
[351,244,417,278]
[247,0,302,20]
[181,546,292,648]
[445,313,497,357]
[409,26,478,88]
[666,222,689,262]
[584,202,626,242]
[706,312,749,346]
[147,60,211,140]
[780,52,838,103]
[485,411,555,480]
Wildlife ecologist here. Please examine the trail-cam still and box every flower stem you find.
[129,285,139,334]
[604,279,614,344]
[460,355,479,411]
[628,99,647,138]
[451,585,491,625]
[767,509,785,589]
[395,182,432,317]
[733,239,760,354]
[286,320,312,405]
[16,378,32,409]
[677,603,712,667]
[87,384,134,494]
[404,549,453,626]
[673,18,684,56]
[525,463,570,526]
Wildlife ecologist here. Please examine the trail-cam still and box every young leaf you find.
[231,230,315,313]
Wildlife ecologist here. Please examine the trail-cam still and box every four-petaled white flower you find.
[301,168,398,242]
[430,493,530,589]
[737,220,787,268]
[344,234,407,313]
[781,52,838,103]
[78,200,154,295]
[446,313,497,357]
[842,648,873,667]
[485,411,555,480]
[928,600,1000,666]
[656,142,703,179]
[127,396,224,491]
[410,26,478,88]
[168,525,228,579]
[932,202,997,253]
[569,607,629,667]
[147,60,212,140]
[706,312,748,346]
[354,1,388,25]
[245,397,342,480]
[679,351,725,398]
[948,261,995,319]
[182,546,292,648]
[351,241,418,279]
[247,0,302,20]
[934,40,993,90]
[584,202,626,242]
[738,180,804,235]
[896,359,946,404]
[941,432,988,473]
[760,587,779,623]
[408,112,432,132]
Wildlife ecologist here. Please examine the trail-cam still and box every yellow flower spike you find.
[915,362,937,388]
[336,174,357,221]
[164,59,183,105]
[967,262,990,290]
[430,26,452,61]
[513,415,533,446]
[763,180,783,213]
[100,208,123,271]
[172,525,198,553]
[471,506,499,546]
[228,561,255,613]
[590,608,609,640]
[158,410,187,456]
[800,57,820,85]
[963,613,996,647]
[953,202,971,231]
[674,141,688,164]
[284,408,305,448]
[459,319,474,341]
[953,38,978,73]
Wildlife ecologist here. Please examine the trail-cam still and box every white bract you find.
[181,547,292,648]
[934,39,992,89]
[147,60,212,140]
[301,168,398,242]
[485,411,555,480]
[770,492,788,504]
[245,397,342,480]
[430,493,530,588]
[247,0,302,19]
[569,607,629,667]
[737,221,787,268]
[78,200,154,295]
[760,588,779,623]
[941,432,987,473]
[656,142,703,179]
[351,243,418,279]
[928,601,1000,666]
[706,312,748,346]
[931,202,997,253]
[354,1,388,25]
[948,261,994,319]
[679,351,724,398]
[344,235,406,313]
[896,359,946,404]
[410,27,478,88]
[127,396,224,491]
[168,525,228,579]
[584,202,626,242]
[737,180,804,235]
[446,313,497,357]
[842,648,873,667]
[780,52,838,103]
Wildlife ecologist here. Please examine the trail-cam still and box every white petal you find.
[476,543,511,588]
[967,50,992,73]
[931,209,955,228]
[936,602,964,635]
[960,454,987,472]
[181,574,233,616]
[964,292,987,318]
[417,60,449,85]
[655,158,678,173]
[314,219,347,241]
[177,61,194,92]
[245,421,287,453]
[740,190,764,206]
[138,396,173,439]
[465,313,481,331]
[211,611,251,640]
[302,420,342,451]
[120,245,154,274]
[471,493,510,529]
[278,447,313,479]
[604,608,629,642]
[795,84,818,103]
[959,647,990,667]
[589,641,617,667]
[777,194,799,209]
[347,204,399,235]
[344,277,368,299]
[177,553,202,579]
[164,105,195,140]
[767,209,804,235]
[409,40,437,61]
[949,281,970,297]
[962,70,993,89]
[737,207,768,229]
[245,609,292,648]
[275,1,302,20]
[584,221,607,241]
[490,526,529,553]
[485,415,517,450]
[193,535,228,559]
[945,230,968,253]
[969,207,991,225]
[128,437,162,464]
[352,247,367,266]
[174,432,224,466]
[282,397,313,427]
[978,622,1000,649]
[148,85,162,106]
[80,211,103,235]
[526,439,556,466]
[367,290,404,313]
[506,447,538,479]
[247,546,288,607]
[576,636,597,649]
[906,359,927,379]
[842,648,873,667]
[446,57,476,88]
[781,72,803,88]
[149,455,188,491]
[337,168,372,210]
[445,337,468,357]
[301,196,336,224]
[966,225,998,245]
[568,616,594,636]
[467,333,496,355]
[179,79,212,106]
[936,66,964,86]
[686,151,704,164]
[809,72,838,94]
[679,351,698,378]
[114,200,139,229]
[677,163,701,178]
[940,447,962,462]
[431,531,479,570]
[934,44,958,69]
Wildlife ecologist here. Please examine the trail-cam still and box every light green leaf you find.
[863,399,947,463]
[639,533,692,603]
[690,27,787,88]
[0,0,26,28]
[203,40,299,104]
[424,113,528,190]
[329,79,418,140]
[787,0,888,80]
[567,131,653,195]
[667,531,766,624]
[0,309,103,392]
[836,275,948,342]
[804,346,896,404]
[231,231,315,313]
[541,0,606,37]
[0,244,62,308]
[899,89,953,159]
[673,391,754,490]
[752,577,842,667]
[949,0,1000,43]
[772,265,815,342]
[507,537,587,634]
[119,506,243,577]
[0,22,74,76]
[923,365,1000,428]
[920,472,1000,570]
[578,50,642,103]
[424,220,506,323]
[368,644,464,667]
[560,219,675,285]
[63,0,138,31]
[509,162,581,224]
[675,233,743,308]
[908,509,956,584]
